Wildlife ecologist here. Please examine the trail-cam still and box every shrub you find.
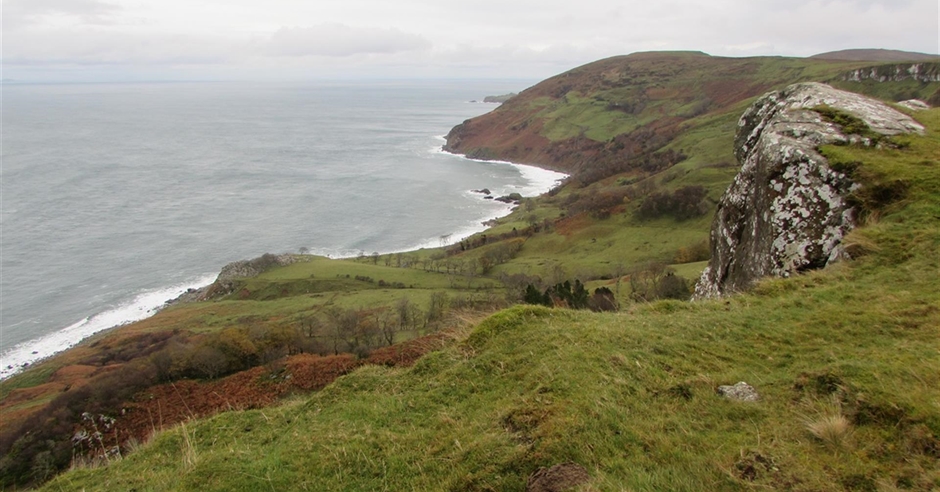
[523,280,590,310]
[564,190,628,218]
[629,262,691,302]
[589,287,618,312]
[499,273,543,302]
[636,185,708,220]
[674,239,710,263]
[0,362,159,488]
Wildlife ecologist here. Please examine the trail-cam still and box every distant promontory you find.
[483,93,517,103]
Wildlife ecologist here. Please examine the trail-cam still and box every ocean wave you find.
[0,273,218,380]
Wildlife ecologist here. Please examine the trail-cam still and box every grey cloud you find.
[263,24,432,57]
[4,29,233,66]
[3,0,120,29]
[3,0,936,81]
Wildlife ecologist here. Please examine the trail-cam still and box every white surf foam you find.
[399,201,516,253]
[431,138,568,197]
[0,273,218,380]
[406,140,569,250]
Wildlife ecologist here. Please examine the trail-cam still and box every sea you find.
[0,79,565,379]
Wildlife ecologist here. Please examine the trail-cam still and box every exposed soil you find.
[526,462,591,492]
[734,451,778,481]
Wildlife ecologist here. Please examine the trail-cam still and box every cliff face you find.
[839,62,940,83]
[694,82,924,299]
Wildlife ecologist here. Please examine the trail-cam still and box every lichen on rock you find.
[694,83,923,299]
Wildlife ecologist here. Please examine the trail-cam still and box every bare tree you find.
[427,291,449,328]
[396,297,412,332]
[377,309,397,346]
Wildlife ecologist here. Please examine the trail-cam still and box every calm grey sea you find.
[0,80,562,377]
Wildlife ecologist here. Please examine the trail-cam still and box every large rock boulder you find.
[166,253,300,305]
[216,253,297,282]
[694,83,923,299]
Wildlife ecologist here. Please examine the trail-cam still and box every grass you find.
[40,109,940,491]
[98,255,504,337]
[44,273,940,490]
[483,209,712,283]
[7,56,939,490]
[0,364,59,401]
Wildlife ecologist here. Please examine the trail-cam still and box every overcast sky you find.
[2,0,938,82]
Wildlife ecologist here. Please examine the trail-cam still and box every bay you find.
[0,79,563,378]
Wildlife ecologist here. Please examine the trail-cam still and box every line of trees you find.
[522,279,618,312]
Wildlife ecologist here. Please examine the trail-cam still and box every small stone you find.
[717,381,759,402]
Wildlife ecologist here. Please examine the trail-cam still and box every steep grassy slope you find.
[444,52,938,175]
[43,109,940,491]
[0,256,507,487]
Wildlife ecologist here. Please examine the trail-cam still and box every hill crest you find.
[811,48,940,62]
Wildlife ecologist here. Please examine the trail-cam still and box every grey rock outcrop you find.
[216,253,298,282]
[694,82,923,299]
[165,253,299,306]
[205,253,299,298]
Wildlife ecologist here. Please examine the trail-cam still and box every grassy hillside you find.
[444,52,939,175]
[0,255,507,487]
[39,109,940,491]
[3,53,938,489]
[443,52,940,281]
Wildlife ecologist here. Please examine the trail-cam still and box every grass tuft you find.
[179,423,198,471]
[803,396,854,450]
[806,414,854,449]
